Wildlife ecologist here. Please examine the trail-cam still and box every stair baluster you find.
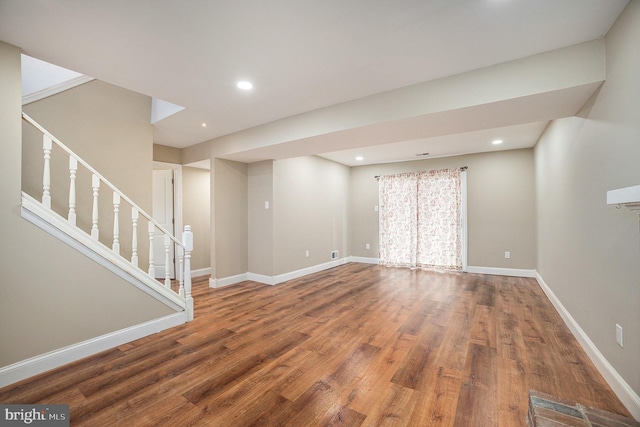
[148,222,155,277]
[91,174,100,240]
[164,234,171,288]
[178,246,185,297]
[68,157,77,226]
[23,112,194,322]
[112,193,120,255]
[42,135,52,209]
[131,208,139,267]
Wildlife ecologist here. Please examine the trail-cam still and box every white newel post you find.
[182,225,194,321]
[112,193,121,255]
[148,222,155,276]
[164,234,171,288]
[91,174,100,240]
[131,208,139,267]
[42,135,52,209]
[68,157,77,226]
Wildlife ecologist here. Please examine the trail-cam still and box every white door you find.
[152,169,175,279]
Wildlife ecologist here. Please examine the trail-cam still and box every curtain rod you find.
[375,166,467,179]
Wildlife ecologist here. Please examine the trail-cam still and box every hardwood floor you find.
[0,263,631,426]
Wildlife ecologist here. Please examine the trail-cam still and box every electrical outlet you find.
[505,251,511,259]
[305,250,309,258]
[616,324,624,347]
[365,243,370,250]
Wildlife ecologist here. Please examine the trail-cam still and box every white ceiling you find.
[20,55,84,97]
[0,0,629,166]
[321,121,550,166]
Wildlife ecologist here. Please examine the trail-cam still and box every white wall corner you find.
[535,271,640,421]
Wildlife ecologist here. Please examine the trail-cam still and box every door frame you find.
[152,162,183,278]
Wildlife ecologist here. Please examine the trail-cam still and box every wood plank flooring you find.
[0,263,632,426]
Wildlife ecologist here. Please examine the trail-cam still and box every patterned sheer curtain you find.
[379,168,463,270]
[378,173,419,267]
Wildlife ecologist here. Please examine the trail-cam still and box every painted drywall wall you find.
[350,149,536,269]
[0,41,174,368]
[153,143,182,164]
[248,160,274,276]
[535,0,640,397]
[182,166,211,271]
[213,158,248,279]
[273,156,350,275]
[22,79,154,268]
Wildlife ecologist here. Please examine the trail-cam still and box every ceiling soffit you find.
[184,40,605,165]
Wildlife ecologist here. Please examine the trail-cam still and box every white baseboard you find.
[467,266,536,278]
[272,258,349,285]
[247,273,275,286]
[350,256,380,264]
[191,267,211,278]
[0,312,186,389]
[213,260,532,289]
[209,273,249,289]
[211,258,351,288]
[348,259,535,277]
[535,272,640,421]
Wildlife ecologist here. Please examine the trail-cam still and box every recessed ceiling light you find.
[492,139,503,145]
[355,156,364,161]
[202,123,207,127]
[237,81,253,90]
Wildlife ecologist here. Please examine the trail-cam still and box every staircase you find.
[20,112,194,321]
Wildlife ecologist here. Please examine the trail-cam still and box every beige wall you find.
[213,158,248,278]
[23,80,153,210]
[0,41,173,368]
[22,79,154,267]
[248,160,274,276]
[535,0,640,396]
[182,166,211,271]
[273,156,350,275]
[350,149,536,269]
[153,144,182,164]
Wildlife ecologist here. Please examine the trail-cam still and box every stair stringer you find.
[21,192,187,313]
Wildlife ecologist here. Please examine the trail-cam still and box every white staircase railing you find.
[21,112,194,321]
